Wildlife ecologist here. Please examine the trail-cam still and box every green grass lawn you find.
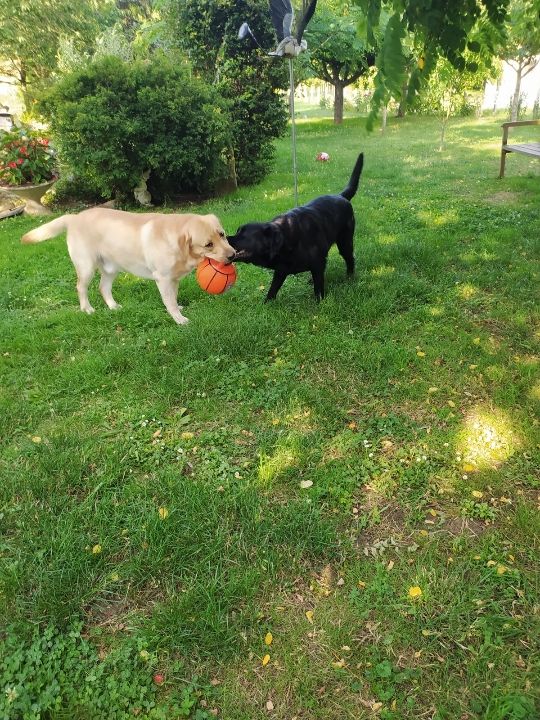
[1,113,539,720]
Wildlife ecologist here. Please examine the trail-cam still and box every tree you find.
[307,6,376,124]
[162,0,288,185]
[352,0,512,128]
[0,0,114,100]
[502,0,540,120]
[416,56,496,149]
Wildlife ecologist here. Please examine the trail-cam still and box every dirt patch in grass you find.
[444,516,488,537]
[484,191,523,205]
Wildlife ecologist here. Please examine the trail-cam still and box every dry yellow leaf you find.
[408,586,422,599]
[92,544,102,555]
[418,56,425,69]
[264,632,273,646]
[418,529,429,537]
[31,436,42,443]
[181,431,194,440]
[428,509,438,517]
[357,580,366,589]
[305,610,314,623]
[447,400,456,407]
[332,659,346,669]
[158,507,169,519]
[266,699,274,711]
[262,654,270,666]
[496,565,507,575]
[472,490,483,499]
[386,560,395,571]
[428,386,439,393]
[417,351,426,357]
[487,560,497,567]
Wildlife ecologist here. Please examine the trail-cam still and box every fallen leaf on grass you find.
[266,699,274,711]
[299,479,313,489]
[305,610,314,623]
[158,507,169,519]
[31,436,42,443]
[92,544,102,555]
[265,632,273,646]
[471,490,483,498]
[262,654,270,666]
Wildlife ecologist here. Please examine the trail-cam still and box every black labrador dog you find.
[229,152,364,301]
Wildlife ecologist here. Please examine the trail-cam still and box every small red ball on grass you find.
[196,258,237,295]
[153,673,165,685]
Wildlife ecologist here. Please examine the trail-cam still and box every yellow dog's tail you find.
[21,215,69,244]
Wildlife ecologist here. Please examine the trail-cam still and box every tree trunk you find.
[492,78,500,114]
[381,104,388,133]
[439,105,450,151]
[334,82,344,124]
[397,75,408,117]
[511,61,523,121]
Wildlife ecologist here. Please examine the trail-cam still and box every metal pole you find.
[288,57,298,206]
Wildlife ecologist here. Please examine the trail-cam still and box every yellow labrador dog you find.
[21,207,235,324]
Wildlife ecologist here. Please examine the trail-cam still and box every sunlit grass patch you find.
[456,405,522,470]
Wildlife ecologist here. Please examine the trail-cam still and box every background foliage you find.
[40,55,231,201]
[163,0,289,185]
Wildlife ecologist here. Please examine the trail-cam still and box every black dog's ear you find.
[264,224,283,260]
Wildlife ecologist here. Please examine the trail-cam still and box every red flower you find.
[16,158,23,165]
[153,673,165,685]
[8,161,17,169]
[19,146,28,155]
[40,138,50,146]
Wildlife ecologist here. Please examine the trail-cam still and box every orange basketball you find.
[196,258,237,295]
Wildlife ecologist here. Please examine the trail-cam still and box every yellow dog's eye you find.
[205,242,214,248]
[219,231,225,238]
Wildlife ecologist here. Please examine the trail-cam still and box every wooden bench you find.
[499,119,540,178]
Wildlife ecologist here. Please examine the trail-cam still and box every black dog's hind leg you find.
[265,269,288,302]
[336,219,355,276]
[311,264,326,301]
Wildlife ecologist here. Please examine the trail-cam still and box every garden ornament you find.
[238,0,318,205]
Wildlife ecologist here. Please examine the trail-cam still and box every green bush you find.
[218,59,288,185]
[165,0,288,186]
[40,55,232,202]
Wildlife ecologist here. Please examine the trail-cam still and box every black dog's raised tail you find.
[340,152,364,201]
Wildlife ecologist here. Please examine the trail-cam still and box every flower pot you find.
[1,178,56,204]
